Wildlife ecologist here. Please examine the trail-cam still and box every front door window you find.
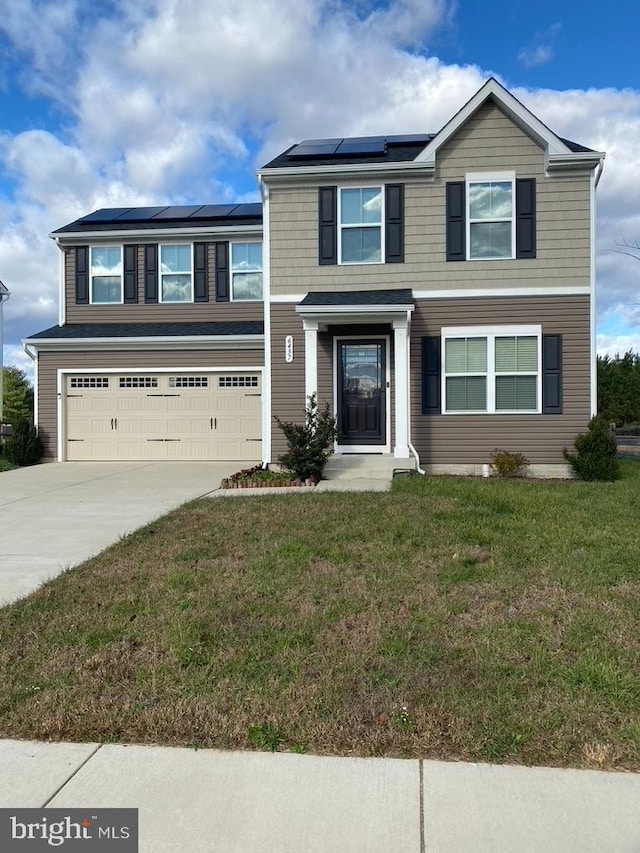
[337,340,386,445]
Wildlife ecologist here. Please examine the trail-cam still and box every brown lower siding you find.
[410,296,591,465]
[270,295,590,466]
[37,347,264,459]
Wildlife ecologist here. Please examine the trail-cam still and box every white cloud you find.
[517,23,561,69]
[0,0,639,371]
[597,334,640,359]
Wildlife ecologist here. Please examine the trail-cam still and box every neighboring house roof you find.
[25,321,264,340]
[0,280,9,296]
[52,203,263,234]
[299,289,414,306]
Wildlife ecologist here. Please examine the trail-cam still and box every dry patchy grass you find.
[1,460,639,769]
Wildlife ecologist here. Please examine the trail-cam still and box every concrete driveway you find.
[0,461,246,605]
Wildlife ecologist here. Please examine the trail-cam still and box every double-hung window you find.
[338,187,383,263]
[466,172,515,260]
[230,242,262,300]
[443,326,541,413]
[90,246,122,304]
[159,244,192,302]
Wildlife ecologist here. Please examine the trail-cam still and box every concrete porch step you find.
[323,454,415,481]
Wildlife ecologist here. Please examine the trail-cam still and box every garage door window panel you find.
[90,247,122,304]
[160,245,193,302]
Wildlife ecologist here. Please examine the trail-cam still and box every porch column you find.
[303,320,318,402]
[393,317,410,458]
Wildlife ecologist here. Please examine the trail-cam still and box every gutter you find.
[50,223,263,243]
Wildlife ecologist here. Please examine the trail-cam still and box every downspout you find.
[0,285,11,424]
[405,312,425,474]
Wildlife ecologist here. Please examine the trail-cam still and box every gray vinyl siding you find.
[268,99,591,296]
[410,295,591,465]
[270,306,396,457]
[37,347,264,460]
[64,244,263,323]
[270,305,306,458]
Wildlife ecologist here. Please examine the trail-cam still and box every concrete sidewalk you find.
[1,740,638,852]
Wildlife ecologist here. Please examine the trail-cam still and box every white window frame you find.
[159,243,194,303]
[337,184,384,265]
[89,245,123,305]
[441,324,542,414]
[466,171,516,261]
[230,241,263,301]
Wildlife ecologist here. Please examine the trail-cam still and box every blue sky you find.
[1,0,640,374]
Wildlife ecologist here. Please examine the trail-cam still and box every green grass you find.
[1,460,639,770]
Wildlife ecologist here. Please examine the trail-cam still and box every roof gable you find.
[415,78,573,165]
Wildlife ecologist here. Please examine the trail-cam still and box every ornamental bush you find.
[275,394,337,482]
[489,449,529,478]
[3,419,43,467]
[563,416,620,482]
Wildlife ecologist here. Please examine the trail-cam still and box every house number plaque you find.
[285,335,294,363]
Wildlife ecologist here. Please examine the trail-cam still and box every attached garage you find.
[63,371,262,461]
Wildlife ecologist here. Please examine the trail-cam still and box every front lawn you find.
[1,461,639,769]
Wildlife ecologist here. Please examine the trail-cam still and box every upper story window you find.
[442,325,541,414]
[90,246,122,304]
[160,244,192,302]
[230,242,262,300]
[466,173,515,260]
[338,187,383,264]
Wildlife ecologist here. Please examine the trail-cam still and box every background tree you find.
[1,367,34,425]
[597,351,640,426]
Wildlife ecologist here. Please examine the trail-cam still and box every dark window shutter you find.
[422,336,442,414]
[123,245,138,303]
[516,178,536,259]
[318,186,337,265]
[144,244,158,303]
[446,182,465,261]
[194,242,209,302]
[215,241,229,302]
[542,334,562,414]
[75,246,89,304]
[385,183,404,263]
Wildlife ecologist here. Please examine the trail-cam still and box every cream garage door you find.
[65,373,262,461]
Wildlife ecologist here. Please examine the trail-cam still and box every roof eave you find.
[50,224,263,242]
[22,334,265,351]
[547,151,606,171]
[257,160,434,182]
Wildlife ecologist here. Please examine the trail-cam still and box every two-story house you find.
[24,78,604,476]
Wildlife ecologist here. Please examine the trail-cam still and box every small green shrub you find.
[247,722,285,752]
[490,449,529,478]
[563,416,620,481]
[3,419,43,467]
[274,393,337,481]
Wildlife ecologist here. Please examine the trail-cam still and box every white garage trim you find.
[57,366,264,462]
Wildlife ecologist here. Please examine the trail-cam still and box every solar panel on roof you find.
[78,208,134,223]
[151,205,205,220]
[189,204,240,219]
[288,139,342,158]
[385,133,432,145]
[232,203,262,217]
[114,207,168,221]
[335,137,386,155]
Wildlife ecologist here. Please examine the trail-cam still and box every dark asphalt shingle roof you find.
[299,289,413,306]
[53,204,263,234]
[25,322,264,340]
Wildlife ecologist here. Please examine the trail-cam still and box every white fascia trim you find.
[23,335,264,351]
[275,286,590,304]
[413,286,590,299]
[58,366,264,374]
[257,160,434,182]
[547,152,605,171]
[443,323,541,337]
[296,304,414,316]
[58,248,65,325]
[416,78,573,166]
[590,168,597,416]
[260,178,273,464]
[51,225,262,243]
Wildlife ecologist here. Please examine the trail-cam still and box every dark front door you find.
[337,340,386,445]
